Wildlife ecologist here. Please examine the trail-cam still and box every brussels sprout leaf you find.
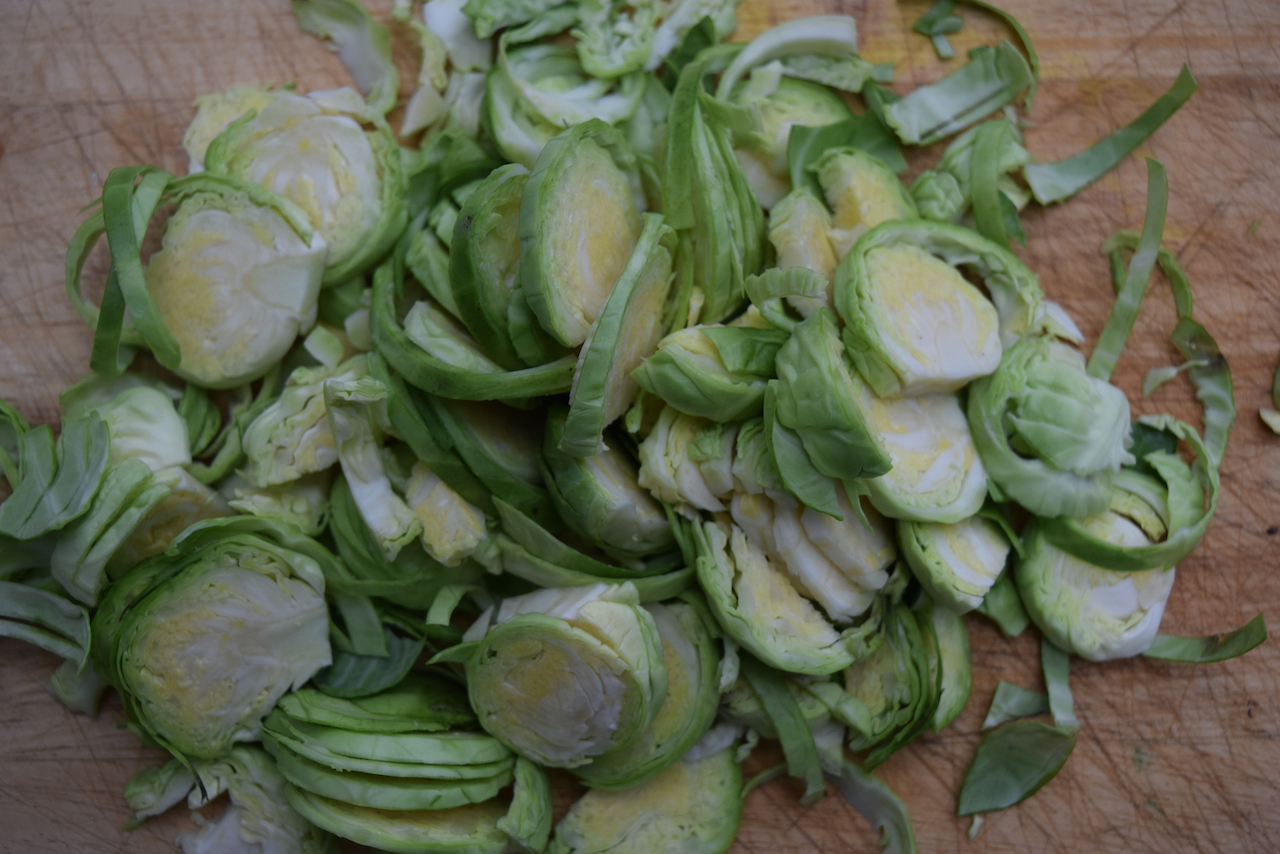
[741,654,825,804]
[980,681,1047,731]
[957,720,1075,815]
[830,760,917,854]
[1040,638,1078,731]
[292,0,398,115]
[1143,614,1267,663]
[1024,66,1196,204]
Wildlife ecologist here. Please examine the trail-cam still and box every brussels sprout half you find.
[899,515,1012,614]
[91,523,332,759]
[461,583,668,768]
[541,407,675,562]
[632,325,786,423]
[204,88,407,286]
[836,220,1045,397]
[814,147,918,258]
[1017,515,1176,662]
[520,121,646,348]
[848,369,988,524]
[549,747,742,854]
[563,214,677,456]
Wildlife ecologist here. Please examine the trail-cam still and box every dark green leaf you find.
[981,681,1047,730]
[957,720,1076,815]
[1144,614,1267,663]
[999,192,1025,246]
[975,573,1028,638]
[662,16,718,91]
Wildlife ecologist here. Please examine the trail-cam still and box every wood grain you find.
[2,0,1279,852]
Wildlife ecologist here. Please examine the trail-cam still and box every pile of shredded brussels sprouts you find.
[1,0,1271,851]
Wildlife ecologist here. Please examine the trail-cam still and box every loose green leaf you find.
[0,581,92,666]
[0,415,110,542]
[883,42,1032,146]
[1040,639,1078,731]
[830,760,917,854]
[981,681,1048,730]
[957,720,1076,815]
[1086,158,1167,382]
[292,0,399,114]
[661,15,717,90]
[976,573,1029,638]
[1024,66,1196,204]
[787,117,908,197]
[969,120,1011,245]
[313,626,425,699]
[741,654,825,805]
[1143,614,1267,663]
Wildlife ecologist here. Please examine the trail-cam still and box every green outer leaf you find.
[713,16,861,102]
[494,496,675,581]
[970,120,1011,245]
[366,353,493,512]
[268,710,510,766]
[913,0,957,36]
[498,757,552,853]
[980,681,1048,730]
[975,573,1029,638]
[89,270,130,377]
[277,677,474,734]
[562,214,676,456]
[883,42,1032,146]
[957,720,1076,815]
[1143,614,1267,663]
[774,309,892,482]
[371,260,576,400]
[313,625,422,699]
[493,536,694,602]
[1040,415,1219,571]
[1087,158,1168,381]
[0,581,91,666]
[830,760,917,854]
[741,654,825,805]
[100,167,182,370]
[50,459,170,607]
[1025,67,1196,204]
[924,599,972,732]
[1040,638,1078,731]
[763,381,843,519]
[958,0,1041,110]
[788,118,908,192]
[660,15,717,91]
[292,0,399,115]
[267,740,513,811]
[449,163,534,371]
[0,415,110,541]
[46,656,111,717]
[0,399,30,487]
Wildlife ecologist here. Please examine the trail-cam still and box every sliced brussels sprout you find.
[840,601,938,768]
[693,519,884,676]
[182,85,283,172]
[402,460,488,567]
[204,88,407,285]
[108,466,232,570]
[292,0,399,116]
[60,374,191,473]
[449,163,547,370]
[91,523,332,759]
[483,59,566,169]
[226,473,332,536]
[775,308,892,482]
[730,74,854,207]
[968,336,1133,519]
[713,15,865,101]
[81,173,326,389]
[562,214,676,455]
[632,325,785,423]
[899,515,1011,614]
[767,187,840,310]
[814,147,918,258]
[242,356,367,488]
[623,74,672,164]
[719,668,831,739]
[919,596,971,732]
[549,747,742,854]
[573,0,658,79]
[285,787,509,854]
[730,417,782,495]
[646,0,738,73]
[574,595,723,789]
[729,487,895,623]
[491,535,694,602]
[665,60,765,325]
[1017,515,1176,661]
[849,371,987,524]
[424,0,492,71]
[836,220,1046,397]
[637,407,730,513]
[541,407,675,561]
[520,121,646,347]
[460,583,667,767]
[839,237,1000,398]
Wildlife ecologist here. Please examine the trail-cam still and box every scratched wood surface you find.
[2,0,1279,851]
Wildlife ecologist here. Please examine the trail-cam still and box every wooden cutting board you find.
[2,0,1278,851]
